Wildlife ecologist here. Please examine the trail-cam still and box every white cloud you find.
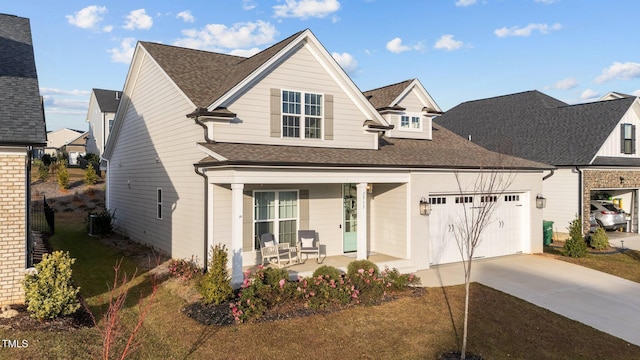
[273,0,340,19]
[581,89,599,100]
[535,0,558,3]
[594,62,640,83]
[173,21,277,52]
[108,38,136,64]
[229,48,262,57]
[455,0,477,7]
[633,90,640,97]
[553,78,578,90]
[494,23,562,37]
[386,37,410,53]
[332,52,358,74]
[177,10,194,23]
[40,88,91,96]
[66,5,107,30]
[386,37,424,53]
[243,0,257,10]
[103,25,113,33]
[124,9,153,30]
[434,34,463,51]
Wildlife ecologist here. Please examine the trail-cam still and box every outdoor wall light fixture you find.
[536,194,547,209]
[419,197,431,216]
[620,176,625,184]
[366,183,373,194]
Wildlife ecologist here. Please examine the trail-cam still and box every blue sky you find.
[4,0,640,131]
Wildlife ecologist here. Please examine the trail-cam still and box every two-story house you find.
[437,90,640,234]
[0,14,48,305]
[103,29,551,284]
[85,88,121,158]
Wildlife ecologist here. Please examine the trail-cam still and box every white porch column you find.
[356,182,368,260]
[231,183,244,287]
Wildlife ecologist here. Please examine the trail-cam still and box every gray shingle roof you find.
[362,79,414,110]
[0,14,46,145]
[92,88,121,113]
[436,90,636,166]
[198,122,551,170]
[140,30,305,108]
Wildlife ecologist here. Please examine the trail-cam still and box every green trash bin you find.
[543,220,554,246]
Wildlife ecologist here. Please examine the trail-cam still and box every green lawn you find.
[2,216,640,359]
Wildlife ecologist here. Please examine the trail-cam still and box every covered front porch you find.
[201,166,422,286]
[242,252,416,280]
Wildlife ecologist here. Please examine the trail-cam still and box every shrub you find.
[82,153,100,163]
[23,251,80,320]
[563,215,588,258]
[168,257,202,281]
[297,273,352,310]
[34,159,50,182]
[589,227,610,250]
[57,160,69,189]
[312,265,342,282]
[41,154,53,166]
[198,245,233,305]
[346,259,379,278]
[380,267,421,291]
[84,163,98,185]
[230,266,295,322]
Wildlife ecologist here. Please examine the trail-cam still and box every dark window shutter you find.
[270,88,281,137]
[243,190,253,251]
[324,94,333,140]
[633,125,637,154]
[621,124,625,153]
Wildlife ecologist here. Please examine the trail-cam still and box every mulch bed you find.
[183,286,427,326]
[0,304,94,332]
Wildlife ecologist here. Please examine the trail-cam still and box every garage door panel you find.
[430,193,524,265]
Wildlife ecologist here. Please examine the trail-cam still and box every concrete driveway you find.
[417,255,640,346]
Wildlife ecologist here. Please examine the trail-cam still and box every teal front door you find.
[343,183,357,253]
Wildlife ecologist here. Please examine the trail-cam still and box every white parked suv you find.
[590,200,626,230]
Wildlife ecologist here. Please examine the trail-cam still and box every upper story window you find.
[621,123,636,154]
[282,90,323,139]
[399,113,422,130]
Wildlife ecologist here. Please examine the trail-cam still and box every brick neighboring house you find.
[0,14,47,305]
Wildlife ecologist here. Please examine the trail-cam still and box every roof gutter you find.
[542,169,555,181]
[574,166,583,222]
[187,107,238,144]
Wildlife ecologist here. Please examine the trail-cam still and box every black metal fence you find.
[31,195,54,234]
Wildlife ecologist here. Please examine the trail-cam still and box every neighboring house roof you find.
[436,90,637,166]
[0,14,46,146]
[140,30,304,109]
[46,128,86,149]
[197,122,551,170]
[93,88,121,113]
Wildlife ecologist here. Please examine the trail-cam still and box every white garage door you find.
[429,193,524,265]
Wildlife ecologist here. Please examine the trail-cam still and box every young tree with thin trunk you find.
[452,166,515,360]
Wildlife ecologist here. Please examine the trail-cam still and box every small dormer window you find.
[399,113,422,130]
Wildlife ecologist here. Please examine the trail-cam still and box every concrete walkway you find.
[416,255,640,346]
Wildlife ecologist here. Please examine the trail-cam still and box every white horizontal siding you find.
[387,86,432,140]
[108,53,206,262]
[212,43,376,149]
[371,183,407,258]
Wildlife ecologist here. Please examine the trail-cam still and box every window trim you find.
[281,89,324,140]
[621,123,636,155]
[156,188,162,220]
[398,112,423,132]
[253,189,300,250]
